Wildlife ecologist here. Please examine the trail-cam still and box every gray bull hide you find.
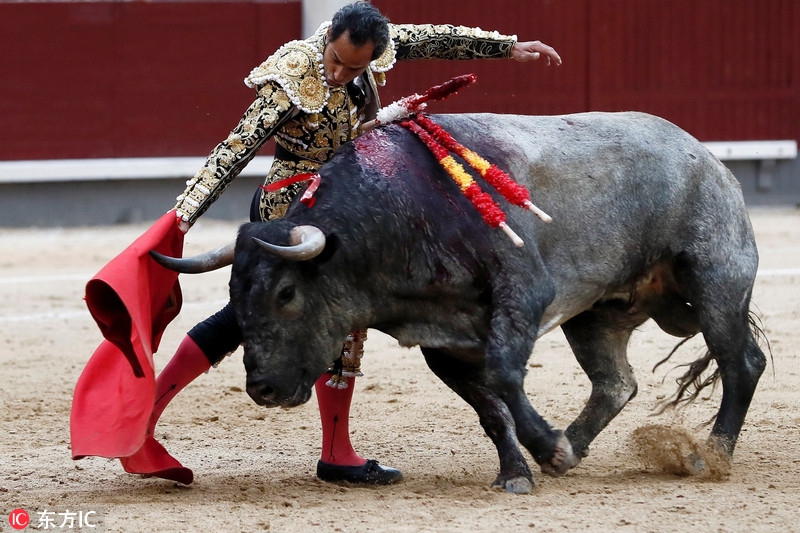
[157,112,766,493]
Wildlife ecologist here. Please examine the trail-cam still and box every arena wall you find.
[0,0,797,226]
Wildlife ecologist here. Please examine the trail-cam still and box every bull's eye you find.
[277,285,296,306]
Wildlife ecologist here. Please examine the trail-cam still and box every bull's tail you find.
[652,310,771,417]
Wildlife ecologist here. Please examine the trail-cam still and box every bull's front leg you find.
[485,357,580,477]
[421,348,535,494]
[484,285,580,478]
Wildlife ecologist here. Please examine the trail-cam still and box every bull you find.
[154,112,766,493]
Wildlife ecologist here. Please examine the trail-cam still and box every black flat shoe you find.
[316,459,403,485]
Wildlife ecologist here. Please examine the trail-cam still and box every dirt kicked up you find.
[1,207,799,532]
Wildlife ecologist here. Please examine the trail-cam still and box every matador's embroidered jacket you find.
[174,22,517,224]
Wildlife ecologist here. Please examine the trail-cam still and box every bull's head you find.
[151,222,356,408]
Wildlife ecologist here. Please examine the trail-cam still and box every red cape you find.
[70,211,193,483]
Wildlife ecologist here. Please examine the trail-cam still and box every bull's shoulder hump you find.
[427,111,678,143]
[424,112,707,164]
[430,111,681,133]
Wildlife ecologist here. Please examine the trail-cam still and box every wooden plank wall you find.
[586,0,799,141]
[0,1,301,159]
[0,0,796,161]
[374,0,799,142]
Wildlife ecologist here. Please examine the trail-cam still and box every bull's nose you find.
[246,380,279,406]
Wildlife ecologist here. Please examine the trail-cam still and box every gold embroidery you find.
[226,133,246,153]
[245,40,328,113]
[392,23,516,61]
[328,90,345,109]
[370,35,396,73]
[276,47,311,76]
[298,76,327,109]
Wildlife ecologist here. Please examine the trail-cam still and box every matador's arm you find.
[173,83,295,226]
[390,23,518,61]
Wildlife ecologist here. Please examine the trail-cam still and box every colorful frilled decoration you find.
[400,113,551,247]
[400,118,518,243]
[262,172,321,207]
[363,73,479,130]
[413,114,553,225]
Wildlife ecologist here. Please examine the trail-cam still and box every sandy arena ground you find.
[1,207,799,532]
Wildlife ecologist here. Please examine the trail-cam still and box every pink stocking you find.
[148,335,211,434]
[315,374,365,466]
[119,334,210,485]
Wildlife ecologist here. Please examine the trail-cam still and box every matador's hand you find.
[511,40,562,66]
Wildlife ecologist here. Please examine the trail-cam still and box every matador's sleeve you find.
[173,83,294,225]
[390,23,517,61]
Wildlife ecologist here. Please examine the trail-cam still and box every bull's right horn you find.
[254,225,326,261]
[149,241,235,274]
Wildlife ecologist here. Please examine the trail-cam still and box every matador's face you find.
[323,29,374,89]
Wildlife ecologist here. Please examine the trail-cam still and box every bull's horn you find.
[254,225,326,261]
[149,241,235,274]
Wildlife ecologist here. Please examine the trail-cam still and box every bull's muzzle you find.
[245,373,312,408]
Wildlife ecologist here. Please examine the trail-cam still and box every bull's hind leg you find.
[682,268,766,456]
[559,303,645,466]
[421,347,535,494]
[705,323,765,456]
[708,328,765,455]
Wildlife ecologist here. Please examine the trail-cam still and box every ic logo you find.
[9,508,30,530]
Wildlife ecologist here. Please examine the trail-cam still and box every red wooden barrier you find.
[0,0,796,161]
[0,1,301,159]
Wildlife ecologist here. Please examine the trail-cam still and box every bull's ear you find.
[253,225,326,261]
[314,231,339,263]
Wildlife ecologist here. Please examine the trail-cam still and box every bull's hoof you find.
[687,452,706,474]
[492,475,534,494]
[316,459,403,485]
[539,431,581,478]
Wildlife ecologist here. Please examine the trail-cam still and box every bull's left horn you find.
[254,225,326,261]
[149,241,235,273]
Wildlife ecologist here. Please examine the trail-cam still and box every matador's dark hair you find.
[329,1,391,60]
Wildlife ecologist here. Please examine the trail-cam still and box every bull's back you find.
[429,112,757,320]
[432,111,741,206]
[432,111,750,252]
